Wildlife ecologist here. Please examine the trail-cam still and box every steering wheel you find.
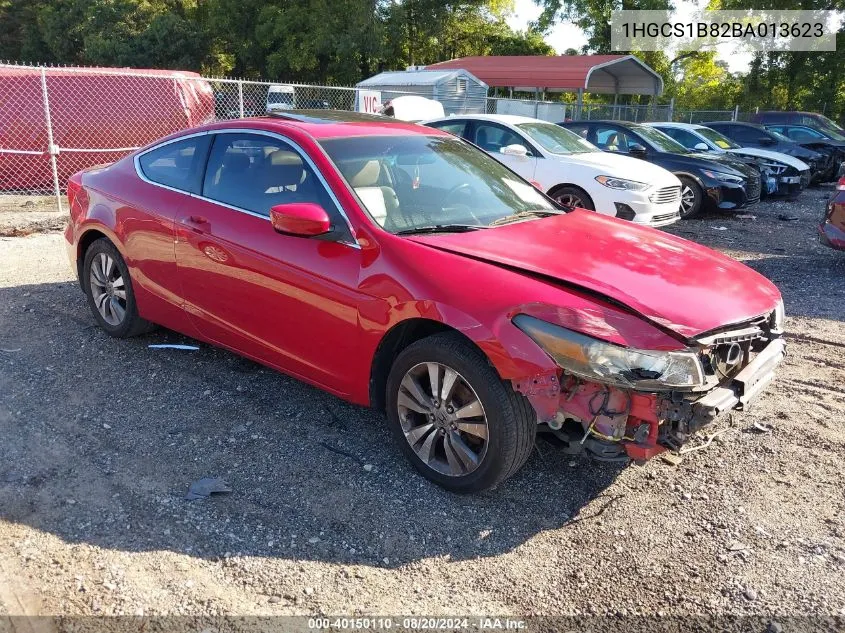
[444,182,474,203]
[441,183,482,224]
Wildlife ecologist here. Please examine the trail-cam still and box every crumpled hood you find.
[726,147,809,171]
[407,210,781,339]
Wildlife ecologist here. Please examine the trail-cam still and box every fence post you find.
[238,80,245,118]
[668,98,674,122]
[733,105,739,121]
[40,68,62,214]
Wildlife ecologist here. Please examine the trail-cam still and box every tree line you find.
[0,0,842,121]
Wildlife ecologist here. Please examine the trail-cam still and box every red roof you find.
[428,55,663,95]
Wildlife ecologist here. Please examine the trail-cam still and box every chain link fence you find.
[0,62,744,215]
[0,63,379,213]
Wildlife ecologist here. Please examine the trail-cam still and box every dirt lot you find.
[0,195,67,237]
[1,188,844,631]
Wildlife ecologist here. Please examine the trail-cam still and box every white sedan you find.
[424,114,683,227]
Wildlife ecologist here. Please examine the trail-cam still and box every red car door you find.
[174,130,366,396]
[123,133,212,329]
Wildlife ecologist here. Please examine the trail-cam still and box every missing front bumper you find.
[672,338,786,440]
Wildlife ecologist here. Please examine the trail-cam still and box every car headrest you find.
[346,160,381,188]
[267,149,303,167]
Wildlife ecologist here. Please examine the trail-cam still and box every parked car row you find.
[65,110,787,492]
[425,115,684,226]
[646,122,809,197]
[422,111,845,227]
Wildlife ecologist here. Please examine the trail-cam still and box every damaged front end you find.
[510,304,786,462]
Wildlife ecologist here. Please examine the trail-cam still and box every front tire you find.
[385,333,536,493]
[83,238,154,338]
[551,185,595,211]
[678,176,704,218]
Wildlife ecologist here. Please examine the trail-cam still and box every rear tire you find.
[678,176,704,218]
[82,238,155,338]
[551,185,595,211]
[385,333,536,493]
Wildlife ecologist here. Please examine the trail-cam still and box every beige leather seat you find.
[343,159,399,227]
[263,149,307,193]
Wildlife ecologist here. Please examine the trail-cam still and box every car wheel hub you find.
[396,362,489,477]
[556,193,582,207]
[681,185,695,212]
[89,253,127,327]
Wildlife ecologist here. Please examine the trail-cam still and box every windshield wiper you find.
[488,209,564,227]
[394,224,487,236]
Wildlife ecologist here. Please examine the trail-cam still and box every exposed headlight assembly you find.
[703,170,743,183]
[595,175,650,192]
[513,314,706,391]
[759,160,787,175]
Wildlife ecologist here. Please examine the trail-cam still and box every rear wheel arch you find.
[76,228,110,286]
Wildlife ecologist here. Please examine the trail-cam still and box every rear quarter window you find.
[138,136,210,193]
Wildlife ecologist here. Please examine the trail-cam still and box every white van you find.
[266,85,295,113]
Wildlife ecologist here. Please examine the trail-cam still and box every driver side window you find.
[471,123,528,155]
[595,127,630,153]
[662,128,699,150]
[787,127,821,141]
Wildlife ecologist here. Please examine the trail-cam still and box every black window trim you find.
[134,128,359,248]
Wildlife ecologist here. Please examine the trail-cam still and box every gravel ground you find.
[0,195,67,237]
[1,187,844,631]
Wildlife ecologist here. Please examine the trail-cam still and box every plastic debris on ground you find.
[148,344,200,351]
[184,477,232,500]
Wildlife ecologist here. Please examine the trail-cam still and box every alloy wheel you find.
[89,253,127,326]
[396,362,489,477]
[680,184,696,215]
[555,192,583,207]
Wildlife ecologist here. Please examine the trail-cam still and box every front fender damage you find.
[512,372,664,462]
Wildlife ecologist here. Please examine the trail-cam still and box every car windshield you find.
[813,114,845,135]
[815,126,845,141]
[516,122,597,154]
[697,127,740,150]
[632,125,689,153]
[319,135,559,234]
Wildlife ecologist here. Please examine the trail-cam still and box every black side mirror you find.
[629,143,647,157]
[758,137,776,146]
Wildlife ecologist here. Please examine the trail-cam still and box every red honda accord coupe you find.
[65,111,786,492]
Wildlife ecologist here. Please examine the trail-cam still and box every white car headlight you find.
[513,315,705,391]
[595,175,650,192]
